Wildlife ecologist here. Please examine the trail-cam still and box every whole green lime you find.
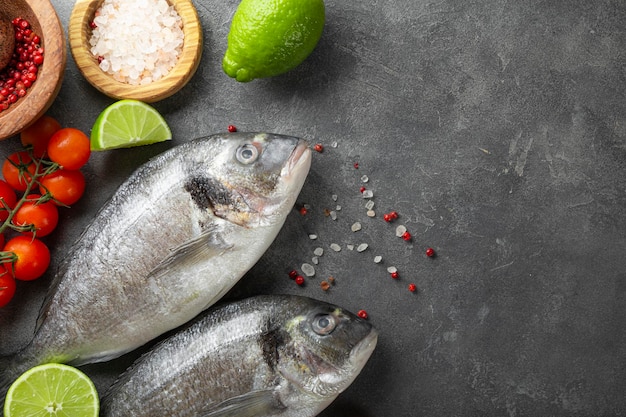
[223,0,325,82]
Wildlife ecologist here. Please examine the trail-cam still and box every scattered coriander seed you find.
[356,243,369,252]
[301,263,315,277]
[328,276,335,284]
[330,243,341,252]
[426,247,436,257]
[395,225,407,237]
[374,255,382,263]
[320,280,330,291]
[313,247,324,256]
[357,309,368,319]
[351,222,362,232]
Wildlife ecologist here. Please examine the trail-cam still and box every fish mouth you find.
[350,328,378,368]
[284,139,312,179]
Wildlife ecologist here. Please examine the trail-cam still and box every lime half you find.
[91,99,172,150]
[4,363,99,417]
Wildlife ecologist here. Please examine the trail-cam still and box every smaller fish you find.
[101,295,378,417]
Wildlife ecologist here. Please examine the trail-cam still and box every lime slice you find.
[90,99,172,150]
[4,363,99,417]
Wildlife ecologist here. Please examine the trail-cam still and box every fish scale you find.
[0,133,311,404]
[101,294,378,417]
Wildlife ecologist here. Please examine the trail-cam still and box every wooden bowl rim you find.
[0,0,67,141]
[68,0,203,103]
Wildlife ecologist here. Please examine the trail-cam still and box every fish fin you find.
[200,389,285,417]
[148,225,233,280]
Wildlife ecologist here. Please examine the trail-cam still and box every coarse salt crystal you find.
[357,243,369,252]
[89,0,184,85]
[366,210,376,217]
[365,200,375,210]
[351,222,362,232]
[362,190,374,199]
[302,263,315,277]
[387,266,397,273]
[395,225,407,237]
[313,247,324,256]
[374,255,383,263]
[330,243,341,252]
[308,234,318,240]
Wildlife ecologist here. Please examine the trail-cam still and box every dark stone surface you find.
[1,0,625,416]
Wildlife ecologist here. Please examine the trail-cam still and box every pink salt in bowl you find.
[68,0,203,103]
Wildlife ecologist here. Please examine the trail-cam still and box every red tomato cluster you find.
[0,115,90,308]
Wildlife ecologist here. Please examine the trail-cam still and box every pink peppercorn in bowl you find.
[0,0,66,141]
[68,0,203,103]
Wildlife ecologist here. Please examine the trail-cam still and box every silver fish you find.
[101,294,378,417]
[1,133,311,392]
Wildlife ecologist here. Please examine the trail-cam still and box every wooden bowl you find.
[0,0,66,141]
[68,0,203,103]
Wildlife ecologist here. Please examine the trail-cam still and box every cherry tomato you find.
[20,115,62,158]
[47,128,91,170]
[0,265,16,308]
[3,235,50,281]
[12,194,59,237]
[0,179,17,222]
[39,169,86,206]
[2,151,36,192]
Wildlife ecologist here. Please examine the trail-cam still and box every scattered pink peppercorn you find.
[313,143,324,153]
[89,21,97,29]
[357,310,368,319]
[408,283,417,292]
[360,186,366,193]
[383,213,392,222]
[353,162,359,169]
[390,211,399,219]
[295,275,305,286]
[426,247,435,257]
[402,231,412,241]
[288,270,298,279]
[391,271,399,279]
[299,207,307,216]
[227,125,237,132]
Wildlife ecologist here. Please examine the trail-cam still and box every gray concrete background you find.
[1,0,626,416]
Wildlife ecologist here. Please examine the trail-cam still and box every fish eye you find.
[236,143,259,165]
[311,314,336,336]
